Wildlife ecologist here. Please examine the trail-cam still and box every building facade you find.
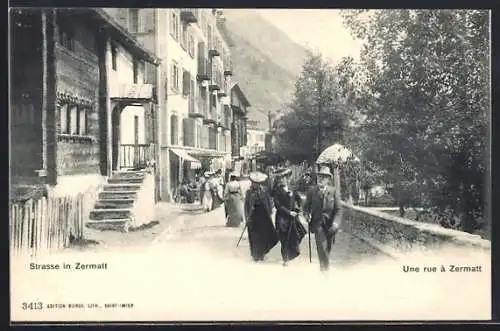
[10,8,160,196]
[107,8,235,201]
[229,82,249,160]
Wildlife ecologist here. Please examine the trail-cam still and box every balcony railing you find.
[120,144,155,169]
[209,67,223,91]
[208,37,220,57]
[180,9,198,24]
[188,94,204,118]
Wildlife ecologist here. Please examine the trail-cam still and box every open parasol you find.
[316,143,359,165]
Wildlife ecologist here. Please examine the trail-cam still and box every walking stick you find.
[307,215,312,263]
[236,222,248,247]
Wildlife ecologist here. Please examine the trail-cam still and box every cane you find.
[307,215,312,263]
[236,222,248,247]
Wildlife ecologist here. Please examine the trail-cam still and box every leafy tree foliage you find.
[341,10,489,232]
[275,51,353,163]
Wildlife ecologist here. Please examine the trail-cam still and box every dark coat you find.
[244,186,273,221]
[303,184,343,233]
[272,185,302,224]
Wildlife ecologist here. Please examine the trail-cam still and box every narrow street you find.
[151,203,382,267]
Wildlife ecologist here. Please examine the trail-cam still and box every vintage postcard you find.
[10,8,492,322]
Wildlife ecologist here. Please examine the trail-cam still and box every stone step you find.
[99,191,138,200]
[112,171,145,178]
[89,208,132,220]
[103,184,142,192]
[94,199,135,209]
[107,177,144,184]
[86,218,131,232]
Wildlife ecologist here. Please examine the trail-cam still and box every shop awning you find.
[171,148,202,169]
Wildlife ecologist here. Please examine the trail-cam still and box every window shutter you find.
[182,70,190,96]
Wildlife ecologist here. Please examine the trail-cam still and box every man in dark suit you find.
[303,166,343,272]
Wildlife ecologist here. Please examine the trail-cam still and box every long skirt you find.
[276,213,307,262]
[225,193,244,227]
[203,189,213,212]
[247,204,279,261]
[211,188,224,210]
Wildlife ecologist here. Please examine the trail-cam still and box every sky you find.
[257,9,364,64]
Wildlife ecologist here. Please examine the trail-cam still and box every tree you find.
[275,51,352,163]
[342,10,489,232]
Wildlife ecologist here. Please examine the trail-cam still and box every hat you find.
[317,166,333,178]
[273,167,292,178]
[249,171,268,183]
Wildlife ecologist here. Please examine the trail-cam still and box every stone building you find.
[105,8,234,200]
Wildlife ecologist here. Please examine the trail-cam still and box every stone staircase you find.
[87,170,154,232]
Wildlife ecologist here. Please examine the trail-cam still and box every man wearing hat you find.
[303,165,343,272]
[244,171,279,262]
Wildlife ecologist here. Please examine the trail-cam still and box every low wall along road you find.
[343,202,491,259]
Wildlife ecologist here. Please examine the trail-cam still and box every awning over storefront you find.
[171,148,202,170]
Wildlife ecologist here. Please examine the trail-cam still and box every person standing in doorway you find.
[244,171,279,262]
[303,166,343,272]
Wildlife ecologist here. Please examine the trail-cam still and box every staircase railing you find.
[120,144,155,169]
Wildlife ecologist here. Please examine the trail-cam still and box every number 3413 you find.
[22,302,43,310]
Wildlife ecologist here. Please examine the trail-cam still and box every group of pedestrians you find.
[223,165,343,272]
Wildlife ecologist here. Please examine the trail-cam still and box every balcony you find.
[203,108,217,125]
[208,39,220,57]
[188,94,204,119]
[224,57,233,76]
[209,68,223,91]
[180,9,198,24]
[197,58,211,82]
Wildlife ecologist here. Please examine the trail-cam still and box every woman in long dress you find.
[210,170,224,210]
[202,172,214,212]
[224,173,244,227]
[272,167,307,266]
[244,172,279,262]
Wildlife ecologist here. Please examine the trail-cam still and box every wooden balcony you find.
[119,144,155,169]
[180,9,198,24]
[188,95,204,119]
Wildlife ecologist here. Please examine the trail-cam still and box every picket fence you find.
[10,188,99,256]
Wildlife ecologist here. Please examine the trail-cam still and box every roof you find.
[86,9,161,65]
[230,82,251,108]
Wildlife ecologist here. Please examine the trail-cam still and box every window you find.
[181,24,188,50]
[182,70,190,96]
[133,60,138,83]
[171,62,180,92]
[111,45,117,71]
[59,104,88,135]
[188,34,195,58]
[60,104,68,133]
[170,11,179,40]
[129,9,139,33]
[69,105,78,135]
[78,108,87,135]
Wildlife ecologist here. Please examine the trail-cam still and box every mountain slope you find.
[219,10,308,130]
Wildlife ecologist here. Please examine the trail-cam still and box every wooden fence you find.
[10,188,99,256]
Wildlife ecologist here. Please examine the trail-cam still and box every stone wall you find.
[343,203,491,257]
